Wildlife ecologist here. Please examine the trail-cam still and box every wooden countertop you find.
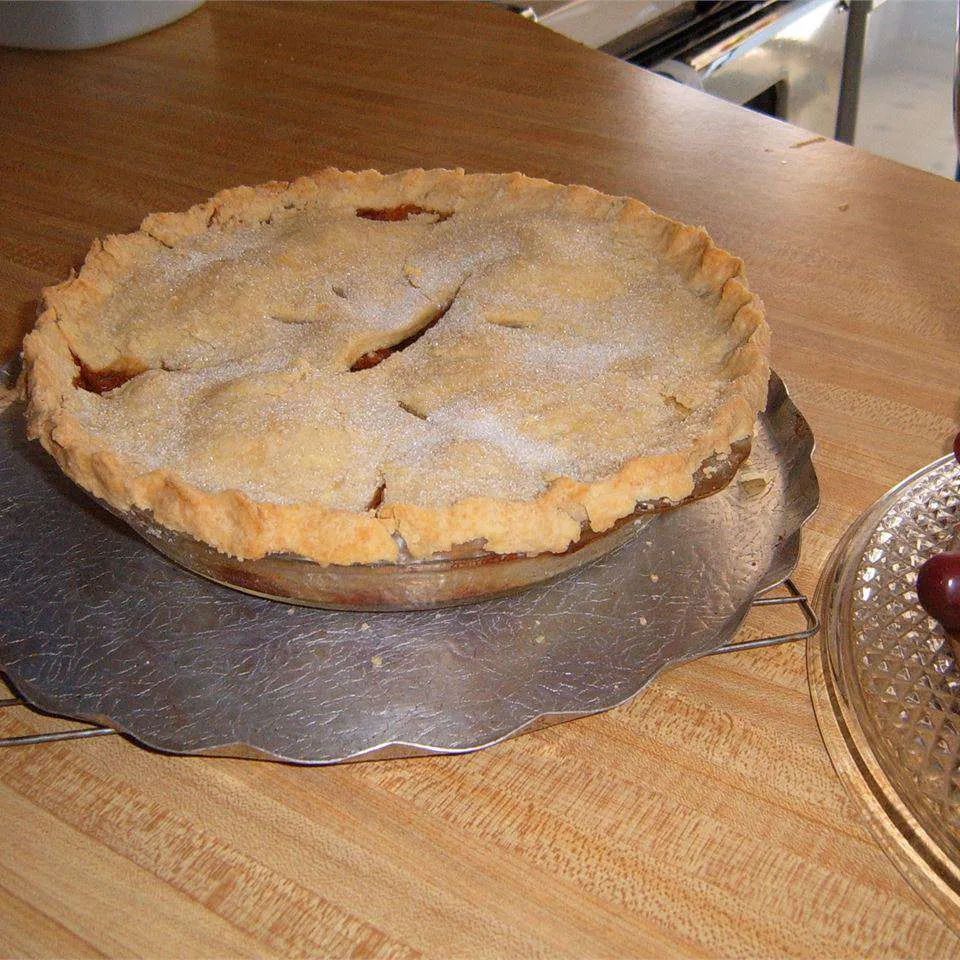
[2,2,959,955]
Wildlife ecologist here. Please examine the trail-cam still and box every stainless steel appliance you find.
[530,0,853,141]
[523,0,960,175]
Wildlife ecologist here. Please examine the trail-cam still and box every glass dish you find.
[116,440,750,611]
[811,452,960,933]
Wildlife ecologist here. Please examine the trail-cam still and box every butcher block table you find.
[2,2,959,956]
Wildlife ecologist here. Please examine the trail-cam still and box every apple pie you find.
[23,169,769,565]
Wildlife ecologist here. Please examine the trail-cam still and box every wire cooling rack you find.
[0,577,817,751]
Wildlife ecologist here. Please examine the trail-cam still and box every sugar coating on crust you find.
[23,169,769,563]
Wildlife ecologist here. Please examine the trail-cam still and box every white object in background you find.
[537,0,683,50]
[0,0,203,50]
[853,0,958,180]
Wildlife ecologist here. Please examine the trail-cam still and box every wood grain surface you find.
[2,2,960,956]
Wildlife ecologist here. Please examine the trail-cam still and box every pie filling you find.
[366,481,386,511]
[355,204,452,222]
[349,290,459,372]
[23,169,769,566]
[349,347,394,372]
[73,355,148,395]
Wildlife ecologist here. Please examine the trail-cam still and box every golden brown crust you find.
[23,168,770,565]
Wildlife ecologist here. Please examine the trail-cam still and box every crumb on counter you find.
[738,462,770,497]
[790,135,827,149]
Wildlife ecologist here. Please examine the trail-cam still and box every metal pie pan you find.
[0,372,818,763]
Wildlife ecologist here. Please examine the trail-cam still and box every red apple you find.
[918,553,960,634]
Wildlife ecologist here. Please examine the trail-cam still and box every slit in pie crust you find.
[23,168,770,566]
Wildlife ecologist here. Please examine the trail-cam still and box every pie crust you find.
[23,168,770,566]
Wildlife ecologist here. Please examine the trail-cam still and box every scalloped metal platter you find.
[0,373,818,764]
